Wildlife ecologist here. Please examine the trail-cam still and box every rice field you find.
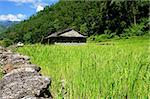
[17,37,150,98]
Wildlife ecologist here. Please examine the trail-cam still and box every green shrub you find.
[2,39,13,47]
[0,68,4,79]
[88,34,110,42]
[121,18,149,37]
[0,41,4,46]
[88,32,118,42]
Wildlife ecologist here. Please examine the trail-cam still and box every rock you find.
[0,46,6,50]
[1,70,40,87]
[21,96,37,99]
[0,52,30,66]
[0,70,52,99]
[3,67,40,79]
[14,64,41,72]
[0,46,52,99]
[2,63,14,74]
[21,96,52,99]
[3,63,41,74]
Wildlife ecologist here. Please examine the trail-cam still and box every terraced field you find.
[17,37,150,98]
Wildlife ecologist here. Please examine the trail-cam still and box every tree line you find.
[2,0,149,44]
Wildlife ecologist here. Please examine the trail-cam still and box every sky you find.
[0,0,59,21]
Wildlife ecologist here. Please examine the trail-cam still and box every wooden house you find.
[43,29,87,44]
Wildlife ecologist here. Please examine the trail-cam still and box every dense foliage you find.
[3,0,149,44]
[0,21,19,40]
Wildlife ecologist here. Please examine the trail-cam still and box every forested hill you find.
[0,21,19,39]
[3,0,149,44]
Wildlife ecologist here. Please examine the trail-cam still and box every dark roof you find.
[45,28,87,39]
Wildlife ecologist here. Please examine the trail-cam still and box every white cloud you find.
[0,14,27,21]
[17,14,27,19]
[7,0,47,12]
[8,0,35,3]
[32,1,48,12]
[36,5,44,12]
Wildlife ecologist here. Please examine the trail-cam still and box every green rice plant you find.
[17,38,150,98]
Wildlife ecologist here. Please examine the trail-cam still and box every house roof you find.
[45,28,86,39]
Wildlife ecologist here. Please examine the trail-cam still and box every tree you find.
[3,1,149,44]
[80,23,88,35]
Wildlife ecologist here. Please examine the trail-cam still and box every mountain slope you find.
[0,21,19,39]
[0,21,19,32]
[0,21,19,28]
[4,1,149,43]
[0,25,6,33]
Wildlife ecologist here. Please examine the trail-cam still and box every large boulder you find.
[0,46,52,99]
[0,69,52,99]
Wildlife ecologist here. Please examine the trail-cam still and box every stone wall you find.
[0,46,52,99]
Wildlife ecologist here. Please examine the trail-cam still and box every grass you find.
[0,68,3,79]
[17,37,150,98]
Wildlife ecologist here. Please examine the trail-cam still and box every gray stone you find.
[21,96,52,99]
[14,64,41,72]
[0,70,52,99]
[0,46,52,99]
[0,51,30,66]
[2,63,41,74]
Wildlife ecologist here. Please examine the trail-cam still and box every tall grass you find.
[17,38,150,98]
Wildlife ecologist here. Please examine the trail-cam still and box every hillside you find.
[0,21,19,39]
[0,21,19,28]
[0,21,19,33]
[0,25,6,33]
[4,1,149,44]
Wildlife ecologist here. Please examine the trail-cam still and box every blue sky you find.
[0,0,59,21]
